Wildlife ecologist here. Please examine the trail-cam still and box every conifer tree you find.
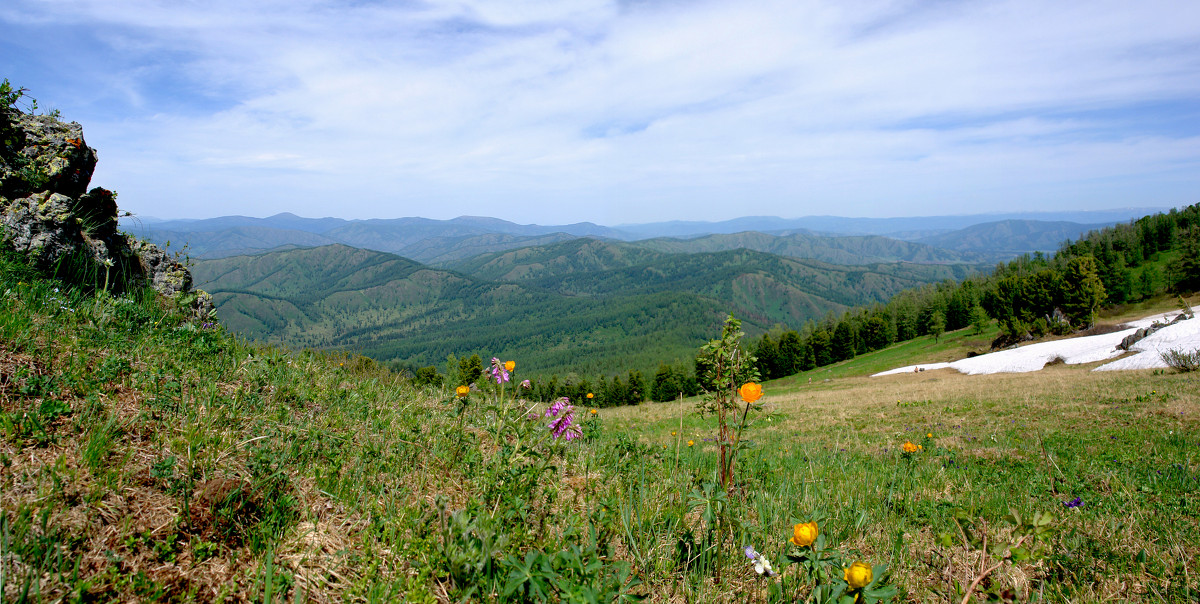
[1061,255,1106,327]
[1169,227,1200,292]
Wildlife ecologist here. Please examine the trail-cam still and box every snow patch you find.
[871,312,1198,377]
[1094,315,1200,371]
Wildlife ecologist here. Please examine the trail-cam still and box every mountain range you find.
[122,210,1142,263]
[171,208,1163,376]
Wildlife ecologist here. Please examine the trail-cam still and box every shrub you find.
[1161,348,1200,372]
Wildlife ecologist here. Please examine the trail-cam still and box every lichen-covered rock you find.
[129,238,192,296]
[0,191,86,270]
[0,114,97,199]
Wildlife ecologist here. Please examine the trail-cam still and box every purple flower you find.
[1062,497,1083,509]
[489,357,510,384]
[545,397,570,417]
[545,397,581,440]
[743,545,758,559]
[549,412,581,440]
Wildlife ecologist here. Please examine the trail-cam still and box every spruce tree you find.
[1061,255,1106,327]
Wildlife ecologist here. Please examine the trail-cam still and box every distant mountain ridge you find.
[122,209,1159,266]
[915,219,1115,255]
[612,209,1160,239]
[627,231,983,265]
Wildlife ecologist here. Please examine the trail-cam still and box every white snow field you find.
[871,312,1199,377]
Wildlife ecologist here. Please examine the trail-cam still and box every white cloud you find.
[4,0,1198,221]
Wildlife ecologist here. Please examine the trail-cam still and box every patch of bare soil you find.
[0,345,361,603]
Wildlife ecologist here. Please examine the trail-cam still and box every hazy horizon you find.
[125,206,1171,229]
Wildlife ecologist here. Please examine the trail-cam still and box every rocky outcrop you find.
[1117,312,1192,351]
[0,101,212,317]
[0,113,97,199]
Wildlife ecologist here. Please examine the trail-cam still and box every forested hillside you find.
[628,231,982,264]
[192,242,974,377]
[555,204,1199,407]
[915,219,1111,256]
[733,203,1200,394]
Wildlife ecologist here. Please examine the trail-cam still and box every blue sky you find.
[3,0,1198,224]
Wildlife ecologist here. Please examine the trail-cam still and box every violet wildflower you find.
[1063,497,1083,509]
[546,397,581,440]
[489,357,510,384]
[545,397,570,418]
[520,379,531,389]
[549,412,581,440]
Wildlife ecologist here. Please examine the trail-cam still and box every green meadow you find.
[1,249,1197,602]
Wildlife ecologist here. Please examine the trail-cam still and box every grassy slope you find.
[3,249,1198,602]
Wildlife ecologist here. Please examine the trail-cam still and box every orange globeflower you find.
[739,382,763,403]
[791,521,818,547]
[455,385,470,397]
[902,441,919,453]
[589,408,598,415]
[505,360,515,372]
[586,393,594,399]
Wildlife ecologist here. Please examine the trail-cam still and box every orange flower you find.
[586,392,594,399]
[504,360,515,372]
[739,382,763,403]
[687,440,694,447]
[902,441,919,453]
[589,408,597,415]
[791,521,818,547]
[455,385,470,397]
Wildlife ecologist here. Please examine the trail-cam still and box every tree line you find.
[409,203,1200,405]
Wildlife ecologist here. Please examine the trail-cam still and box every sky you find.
[2,0,1199,225]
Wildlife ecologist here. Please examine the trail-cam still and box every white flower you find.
[754,553,776,576]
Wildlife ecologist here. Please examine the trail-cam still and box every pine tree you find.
[1169,227,1200,292]
[777,331,803,375]
[927,310,945,343]
[1061,255,1106,327]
